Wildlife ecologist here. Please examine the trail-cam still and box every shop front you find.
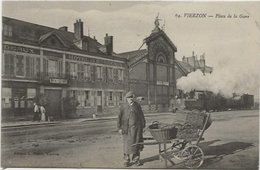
[2,81,39,121]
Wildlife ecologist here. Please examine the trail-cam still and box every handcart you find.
[134,111,212,169]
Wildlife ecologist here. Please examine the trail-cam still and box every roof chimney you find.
[74,19,84,40]
[104,33,113,55]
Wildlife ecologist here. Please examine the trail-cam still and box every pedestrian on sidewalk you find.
[33,102,40,121]
[117,91,146,167]
[40,105,46,121]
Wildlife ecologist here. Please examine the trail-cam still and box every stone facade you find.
[2,17,127,121]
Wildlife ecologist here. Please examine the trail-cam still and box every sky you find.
[2,1,260,99]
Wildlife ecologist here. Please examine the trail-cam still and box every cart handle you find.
[196,113,211,145]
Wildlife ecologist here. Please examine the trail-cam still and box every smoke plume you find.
[177,68,259,99]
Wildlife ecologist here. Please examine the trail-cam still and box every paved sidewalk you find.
[1,112,173,128]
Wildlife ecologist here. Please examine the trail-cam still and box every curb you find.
[1,122,62,129]
[1,113,173,129]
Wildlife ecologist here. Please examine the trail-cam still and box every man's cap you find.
[125,91,135,98]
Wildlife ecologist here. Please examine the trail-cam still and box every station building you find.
[119,24,213,112]
[118,24,178,113]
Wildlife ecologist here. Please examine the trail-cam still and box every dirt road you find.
[1,110,259,169]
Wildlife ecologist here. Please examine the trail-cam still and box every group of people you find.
[33,102,49,122]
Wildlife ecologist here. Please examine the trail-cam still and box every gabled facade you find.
[2,16,127,121]
[119,22,177,112]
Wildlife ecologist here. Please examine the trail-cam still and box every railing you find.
[2,72,68,82]
[2,72,126,85]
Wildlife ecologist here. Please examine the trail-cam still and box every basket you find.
[176,123,199,140]
[173,110,212,140]
[148,121,177,143]
[174,110,205,129]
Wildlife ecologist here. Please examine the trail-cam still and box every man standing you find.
[117,91,146,167]
[32,102,40,121]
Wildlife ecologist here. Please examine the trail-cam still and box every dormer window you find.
[3,24,12,37]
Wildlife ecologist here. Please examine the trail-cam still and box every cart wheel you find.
[181,145,204,169]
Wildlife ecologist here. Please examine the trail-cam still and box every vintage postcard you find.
[1,1,259,169]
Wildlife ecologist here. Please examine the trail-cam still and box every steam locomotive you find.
[182,90,254,111]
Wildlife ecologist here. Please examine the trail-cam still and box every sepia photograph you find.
[1,1,260,169]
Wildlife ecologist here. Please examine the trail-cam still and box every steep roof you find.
[144,30,177,52]
[3,17,114,54]
[3,16,127,62]
[175,60,191,76]
[119,49,148,60]
[118,49,148,67]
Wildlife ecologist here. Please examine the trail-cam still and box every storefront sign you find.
[3,44,40,54]
[66,54,95,63]
[49,78,68,84]
[66,54,124,67]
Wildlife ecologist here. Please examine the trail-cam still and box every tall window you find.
[2,88,12,108]
[43,58,48,75]
[118,69,124,81]
[3,24,12,37]
[96,66,102,80]
[45,59,62,77]
[113,69,118,81]
[70,62,77,79]
[78,64,84,80]
[84,91,90,106]
[26,56,35,77]
[108,91,114,106]
[157,65,167,82]
[84,64,91,80]
[48,60,58,77]
[90,65,95,81]
[15,55,25,77]
[108,68,113,81]
[109,91,113,101]
[35,58,40,77]
[4,54,14,76]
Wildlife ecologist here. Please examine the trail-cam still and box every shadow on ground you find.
[140,140,255,168]
[200,140,255,167]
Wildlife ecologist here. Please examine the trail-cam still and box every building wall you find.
[128,34,177,112]
[2,41,127,120]
[129,62,146,80]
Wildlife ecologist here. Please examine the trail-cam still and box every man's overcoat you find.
[117,101,146,154]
